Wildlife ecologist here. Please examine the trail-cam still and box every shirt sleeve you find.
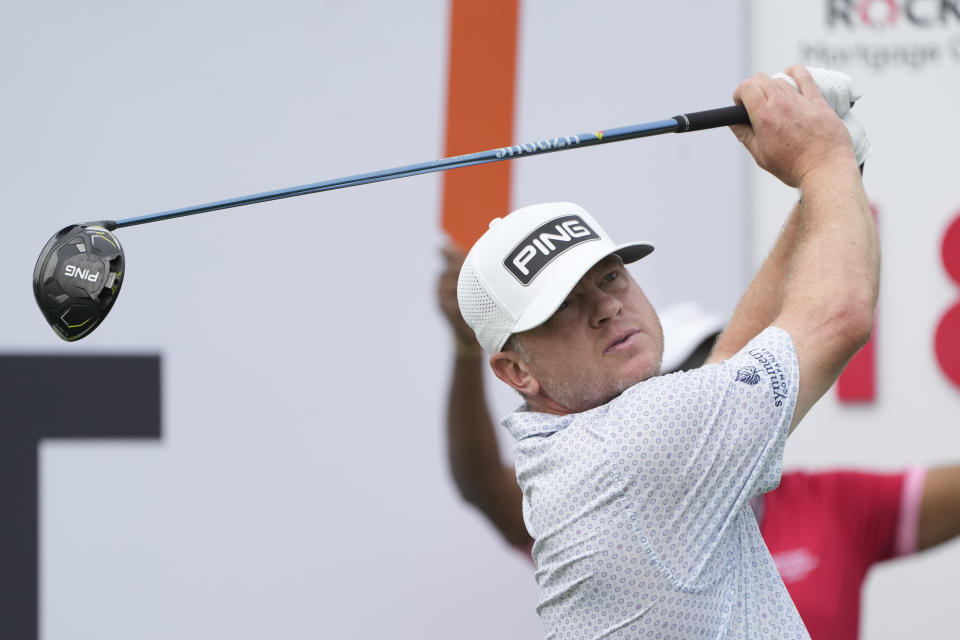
[896,467,927,556]
[604,326,799,585]
[818,468,923,563]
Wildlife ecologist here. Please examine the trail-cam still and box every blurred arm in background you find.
[917,465,960,551]
[437,244,532,550]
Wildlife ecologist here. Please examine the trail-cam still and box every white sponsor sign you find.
[750,2,960,638]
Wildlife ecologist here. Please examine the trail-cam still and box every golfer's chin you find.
[533,345,663,413]
[610,347,661,387]
[579,362,660,411]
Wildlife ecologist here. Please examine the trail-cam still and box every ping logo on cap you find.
[504,215,600,285]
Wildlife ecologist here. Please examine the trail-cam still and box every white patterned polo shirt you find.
[503,327,809,639]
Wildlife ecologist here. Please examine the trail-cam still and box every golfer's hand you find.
[772,67,873,166]
[438,242,481,351]
[730,65,856,188]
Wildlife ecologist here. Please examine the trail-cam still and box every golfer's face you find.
[518,256,663,412]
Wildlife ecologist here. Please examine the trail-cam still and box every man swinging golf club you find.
[456,66,877,638]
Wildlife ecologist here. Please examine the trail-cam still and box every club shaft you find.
[111,104,748,230]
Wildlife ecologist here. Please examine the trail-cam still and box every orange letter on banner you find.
[441,0,520,250]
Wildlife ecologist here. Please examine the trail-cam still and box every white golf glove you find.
[772,67,873,166]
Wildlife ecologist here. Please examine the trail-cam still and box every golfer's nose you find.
[589,290,622,328]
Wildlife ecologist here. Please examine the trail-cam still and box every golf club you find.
[33,103,749,341]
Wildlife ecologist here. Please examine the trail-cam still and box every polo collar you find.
[501,404,576,441]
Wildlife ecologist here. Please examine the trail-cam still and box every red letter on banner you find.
[935,212,960,389]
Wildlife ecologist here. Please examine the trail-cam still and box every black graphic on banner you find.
[0,355,162,640]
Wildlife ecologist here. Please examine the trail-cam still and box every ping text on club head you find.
[64,265,100,283]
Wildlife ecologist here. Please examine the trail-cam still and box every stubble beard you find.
[532,353,662,413]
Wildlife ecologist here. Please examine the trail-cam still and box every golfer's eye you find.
[603,270,618,283]
[557,299,572,312]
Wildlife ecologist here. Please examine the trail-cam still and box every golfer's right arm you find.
[727,66,879,432]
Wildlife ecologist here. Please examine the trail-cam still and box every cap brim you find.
[510,240,654,336]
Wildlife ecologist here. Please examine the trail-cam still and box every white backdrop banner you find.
[1,2,747,639]
[749,1,960,638]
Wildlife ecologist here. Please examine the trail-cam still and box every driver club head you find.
[33,222,124,341]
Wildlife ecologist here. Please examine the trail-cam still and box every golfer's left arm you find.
[707,202,799,363]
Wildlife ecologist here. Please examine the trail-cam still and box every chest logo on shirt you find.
[736,366,761,385]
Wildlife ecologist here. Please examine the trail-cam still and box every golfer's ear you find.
[490,351,540,396]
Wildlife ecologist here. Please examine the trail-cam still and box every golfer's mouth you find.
[605,330,640,354]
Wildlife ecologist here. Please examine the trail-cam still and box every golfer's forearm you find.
[782,160,879,345]
[710,203,801,361]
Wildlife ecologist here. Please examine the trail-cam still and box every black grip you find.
[674,104,749,133]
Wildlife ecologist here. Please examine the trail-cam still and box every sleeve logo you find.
[735,366,761,385]
[745,347,789,407]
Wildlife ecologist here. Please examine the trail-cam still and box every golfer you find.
[456,66,879,638]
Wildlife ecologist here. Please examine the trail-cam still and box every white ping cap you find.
[457,202,654,353]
